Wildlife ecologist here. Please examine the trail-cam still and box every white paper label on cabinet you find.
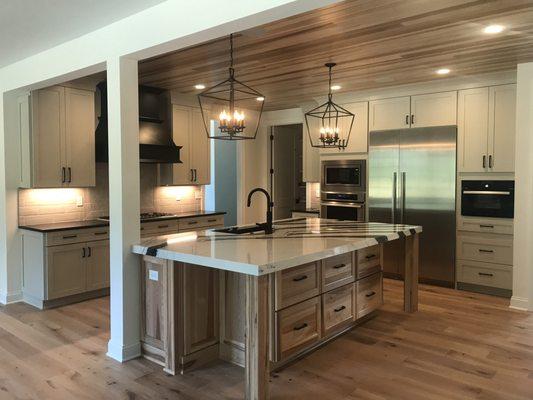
[148,270,159,281]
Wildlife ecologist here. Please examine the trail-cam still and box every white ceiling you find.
[0,0,167,68]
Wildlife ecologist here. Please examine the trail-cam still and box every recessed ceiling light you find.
[194,84,206,90]
[256,96,265,101]
[436,68,450,75]
[331,85,342,91]
[483,24,505,34]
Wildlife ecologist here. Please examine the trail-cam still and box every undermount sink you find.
[214,225,267,235]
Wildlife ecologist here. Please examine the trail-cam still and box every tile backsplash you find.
[18,163,204,226]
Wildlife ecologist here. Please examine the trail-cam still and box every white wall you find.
[511,62,533,311]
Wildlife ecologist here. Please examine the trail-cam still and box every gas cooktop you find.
[97,212,176,222]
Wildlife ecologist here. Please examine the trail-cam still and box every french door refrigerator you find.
[368,126,456,287]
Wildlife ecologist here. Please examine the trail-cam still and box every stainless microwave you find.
[321,159,366,192]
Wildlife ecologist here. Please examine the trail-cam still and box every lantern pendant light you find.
[304,63,354,149]
[197,34,265,140]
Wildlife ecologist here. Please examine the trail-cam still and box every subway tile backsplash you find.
[18,163,203,225]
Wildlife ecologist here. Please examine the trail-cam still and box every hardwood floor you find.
[0,280,531,399]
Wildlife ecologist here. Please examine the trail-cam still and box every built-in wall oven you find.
[461,180,515,218]
[320,160,366,221]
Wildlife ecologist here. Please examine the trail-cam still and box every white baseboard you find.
[22,292,44,309]
[0,290,23,305]
[107,340,141,362]
[510,296,530,311]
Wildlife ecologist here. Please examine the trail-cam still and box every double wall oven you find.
[320,159,366,221]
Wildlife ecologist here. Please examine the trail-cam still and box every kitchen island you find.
[132,218,422,400]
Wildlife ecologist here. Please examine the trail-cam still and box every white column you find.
[511,62,533,311]
[0,91,24,304]
[105,57,142,361]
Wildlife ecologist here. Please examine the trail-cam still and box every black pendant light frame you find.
[197,34,265,140]
[304,63,354,149]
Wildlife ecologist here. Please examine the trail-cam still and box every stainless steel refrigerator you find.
[368,126,456,287]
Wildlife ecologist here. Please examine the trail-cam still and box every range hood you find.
[95,81,182,163]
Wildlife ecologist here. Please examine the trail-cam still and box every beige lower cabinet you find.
[86,240,111,291]
[47,243,88,299]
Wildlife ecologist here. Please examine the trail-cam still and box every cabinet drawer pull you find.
[482,155,486,169]
[207,218,217,223]
[87,246,92,257]
[478,272,494,277]
[334,305,346,313]
[67,167,72,183]
[479,225,494,229]
[405,115,409,125]
[410,114,414,125]
[332,263,346,269]
[365,291,376,298]
[293,323,308,331]
[292,275,308,282]
[365,254,377,260]
[94,231,107,236]
[478,249,494,253]
[489,155,493,168]
[188,221,198,225]
[158,224,169,229]
[61,167,66,183]
[62,234,77,239]
[140,227,145,231]
[82,247,86,258]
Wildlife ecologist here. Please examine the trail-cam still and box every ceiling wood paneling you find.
[139,0,533,110]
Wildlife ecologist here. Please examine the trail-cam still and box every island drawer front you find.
[322,284,355,336]
[457,232,513,265]
[356,272,383,319]
[357,245,382,279]
[179,215,224,231]
[45,227,109,246]
[456,259,512,290]
[276,296,321,361]
[322,253,355,292]
[275,262,321,310]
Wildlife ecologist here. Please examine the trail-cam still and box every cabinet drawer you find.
[275,262,321,310]
[457,217,513,235]
[356,272,383,319]
[357,245,382,279]
[322,252,354,292]
[457,232,513,265]
[179,215,224,231]
[322,284,355,336]
[46,227,109,246]
[276,296,321,360]
[456,259,512,290]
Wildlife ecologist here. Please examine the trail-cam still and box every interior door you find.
[273,127,296,219]
[191,108,211,184]
[399,126,456,286]
[368,130,402,275]
[65,87,95,187]
[32,86,65,187]
[369,97,410,131]
[86,240,110,290]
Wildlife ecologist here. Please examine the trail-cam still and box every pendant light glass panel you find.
[198,34,265,140]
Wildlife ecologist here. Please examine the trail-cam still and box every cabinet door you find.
[46,242,86,299]
[31,86,66,187]
[488,84,516,173]
[190,108,211,185]
[65,87,95,187]
[457,87,489,173]
[86,240,109,290]
[320,101,368,154]
[369,96,410,131]
[170,105,192,184]
[410,91,457,128]
[180,264,218,355]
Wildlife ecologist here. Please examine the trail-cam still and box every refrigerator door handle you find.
[392,172,397,224]
[400,172,406,224]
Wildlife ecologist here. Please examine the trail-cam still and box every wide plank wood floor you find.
[0,279,532,399]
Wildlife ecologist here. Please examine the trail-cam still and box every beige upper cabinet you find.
[159,104,210,185]
[369,96,410,131]
[410,91,457,128]
[21,85,95,188]
[458,85,516,173]
[320,101,368,154]
[488,84,516,173]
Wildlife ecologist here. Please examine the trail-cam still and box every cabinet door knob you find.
[190,169,194,181]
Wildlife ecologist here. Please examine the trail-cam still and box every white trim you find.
[106,340,142,362]
[22,292,44,309]
[510,296,530,311]
[0,290,23,305]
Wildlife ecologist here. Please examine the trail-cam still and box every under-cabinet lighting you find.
[483,25,505,34]
[27,188,80,204]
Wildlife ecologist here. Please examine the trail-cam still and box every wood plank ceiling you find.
[139,0,533,110]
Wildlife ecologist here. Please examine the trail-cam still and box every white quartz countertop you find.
[132,218,422,276]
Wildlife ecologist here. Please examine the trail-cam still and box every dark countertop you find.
[19,210,226,233]
[291,208,320,214]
